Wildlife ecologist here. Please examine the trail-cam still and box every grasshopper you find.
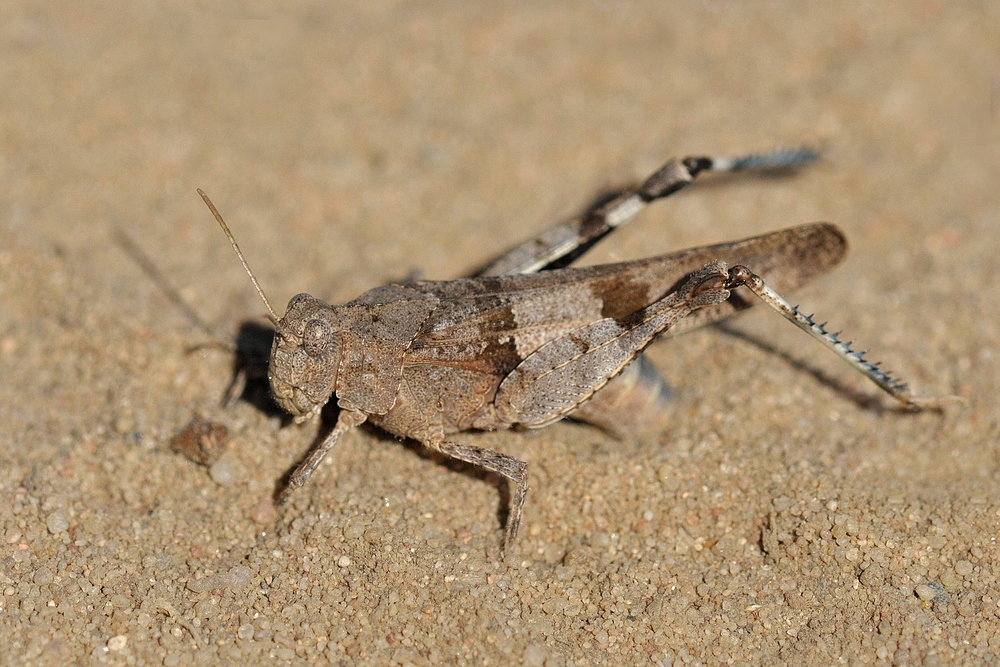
[200,148,937,553]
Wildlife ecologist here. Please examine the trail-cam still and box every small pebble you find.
[209,454,239,487]
[940,570,960,589]
[107,635,127,651]
[657,464,679,489]
[171,420,229,466]
[915,583,941,601]
[251,498,277,524]
[337,555,352,568]
[46,510,68,534]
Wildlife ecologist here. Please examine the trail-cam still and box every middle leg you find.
[428,438,529,555]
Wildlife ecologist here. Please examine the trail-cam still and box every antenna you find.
[198,189,280,324]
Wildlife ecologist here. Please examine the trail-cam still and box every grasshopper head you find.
[269,293,343,421]
[198,190,345,422]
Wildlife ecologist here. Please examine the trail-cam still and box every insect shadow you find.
[221,320,284,418]
[712,321,891,413]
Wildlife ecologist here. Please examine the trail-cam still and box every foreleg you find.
[275,408,368,504]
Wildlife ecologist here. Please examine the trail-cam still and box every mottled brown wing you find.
[601,222,848,336]
[404,279,608,378]
[404,222,846,375]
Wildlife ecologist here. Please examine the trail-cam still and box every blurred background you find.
[1,2,998,665]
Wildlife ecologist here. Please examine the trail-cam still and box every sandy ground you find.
[2,2,999,665]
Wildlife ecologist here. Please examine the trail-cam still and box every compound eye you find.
[301,318,334,358]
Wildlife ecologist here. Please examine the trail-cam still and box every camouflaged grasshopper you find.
[200,148,937,553]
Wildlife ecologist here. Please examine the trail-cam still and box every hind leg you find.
[476,149,818,439]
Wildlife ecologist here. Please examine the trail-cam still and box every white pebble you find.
[209,455,239,487]
[107,635,128,651]
[46,510,68,534]
[337,555,352,568]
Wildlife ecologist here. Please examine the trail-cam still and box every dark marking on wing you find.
[590,272,654,320]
